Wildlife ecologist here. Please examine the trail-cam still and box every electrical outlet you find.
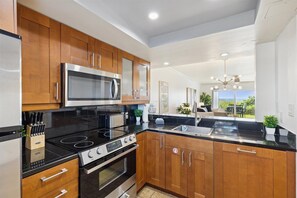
[288,104,295,117]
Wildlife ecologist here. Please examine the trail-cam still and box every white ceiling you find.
[17,0,297,86]
[75,0,258,47]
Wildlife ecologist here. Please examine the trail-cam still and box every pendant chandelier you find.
[210,53,242,91]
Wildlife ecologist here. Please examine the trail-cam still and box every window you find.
[213,90,255,119]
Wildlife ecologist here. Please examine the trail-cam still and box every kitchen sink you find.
[172,125,213,136]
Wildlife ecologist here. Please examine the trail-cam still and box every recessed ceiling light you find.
[148,12,159,20]
[220,53,229,57]
[163,62,169,66]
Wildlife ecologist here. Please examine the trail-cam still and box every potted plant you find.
[177,103,192,115]
[263,115,278,135]
[134,109,143,123]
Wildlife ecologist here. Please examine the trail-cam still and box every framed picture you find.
[159,81,169,114]
[186,87,197,107]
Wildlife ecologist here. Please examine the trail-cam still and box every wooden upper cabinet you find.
[0,0,17,33]
[94,40,118,73]
[18,4,61,110]
[61,24,95,67]
[118,50,150,104]
[214,142,293,198]
[146,132,166,188]
[118,50,135,101]
[136,133,146,191]
[134,57,150,101]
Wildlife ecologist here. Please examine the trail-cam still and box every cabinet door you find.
[165,146,187,196]
[18,5,61,107]
[95,40,118,73]
[214,142,289,198]
[61,24,94,67]
[0,0,16,33]
[146,132,166,188]
[118,50,135,101]
[136,133,146,191]
[134,58,150,102]
[188,150,213,198]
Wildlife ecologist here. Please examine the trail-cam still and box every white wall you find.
[255,42,277,122]
[150,67,200,114]
[275,16,297,134]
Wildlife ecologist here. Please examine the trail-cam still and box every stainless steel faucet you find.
[193,101,201,126]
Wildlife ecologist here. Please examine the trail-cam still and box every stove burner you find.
[74,141,94,149]
[60,136,88,144]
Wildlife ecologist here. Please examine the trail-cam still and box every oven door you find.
[80,144,137,198]
[62,63,121,107]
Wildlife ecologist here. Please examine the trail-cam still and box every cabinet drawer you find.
[22,158,79,198]
[41,179,78,198]
[165,134,213,154]
[221,143,274,159]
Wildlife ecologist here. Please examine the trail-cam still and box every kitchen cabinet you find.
[94,40,118,73]
[22,158,79,198]
[146,132,166,188]
[118,50,150,104]
[18,4,61,111]
[61,24,95,68]
[136,133,146,191]
[0,0,17,33]
[165,134,213,198]
[214,142,295,198]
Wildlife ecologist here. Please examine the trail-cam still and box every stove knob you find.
[124,138,128,143]
[96,148,101,155]
[129,136,133,141]
[88,150,94,158]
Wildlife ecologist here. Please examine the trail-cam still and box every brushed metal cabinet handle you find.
[237,148,256,154]
[92,52,95,67]
[55,82,59,101]
[160,135,163,149]
[99,54,102,69]
[189,152,192,167]
[55,189,68,198]
[40,168,68,182]
[181,150,185,165]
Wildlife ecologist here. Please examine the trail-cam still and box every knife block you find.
[25,135,45,150]
[25,125,45,150]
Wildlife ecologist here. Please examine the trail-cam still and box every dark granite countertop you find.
[118,122,296,152]
[22,142,77,178]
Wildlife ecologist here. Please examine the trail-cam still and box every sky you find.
[218,90,255,101]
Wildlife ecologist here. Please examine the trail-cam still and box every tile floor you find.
[137,186,177,198]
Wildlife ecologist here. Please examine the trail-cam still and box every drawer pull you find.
[40,168,68,182]
[55,189,68,198]
[181,150,185,165]
[237,148,256,154]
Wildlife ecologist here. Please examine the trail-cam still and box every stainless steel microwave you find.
[62,63,121,107]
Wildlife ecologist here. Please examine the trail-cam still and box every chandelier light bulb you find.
[238,86,242,89]
[210,87,214,90]
[233,85,237,89]
[210,76,214,80]
[215,86,219,89]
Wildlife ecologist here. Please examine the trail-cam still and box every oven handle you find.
[84,144,139,175]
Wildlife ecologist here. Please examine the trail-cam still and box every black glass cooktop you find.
[46,129,128,152]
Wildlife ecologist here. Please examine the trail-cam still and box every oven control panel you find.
[79,133,136,166]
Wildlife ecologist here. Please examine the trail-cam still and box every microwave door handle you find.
[84,144,139,175]
[112,79,118,99]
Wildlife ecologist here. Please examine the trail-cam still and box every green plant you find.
[177,103,192,115]
[200,92,212,105]
[134,109,143,117]
[263,115,278,128]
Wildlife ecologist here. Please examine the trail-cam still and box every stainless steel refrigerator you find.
[0,29,22,197]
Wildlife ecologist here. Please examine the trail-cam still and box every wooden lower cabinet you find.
[146,132,166,188]
[165,134,213,198]
[214,142,295,198]
[22,158,79,198]
[136,133,146,191]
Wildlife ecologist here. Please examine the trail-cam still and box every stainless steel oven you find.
[62,63,121,107]
[80,144,138,198]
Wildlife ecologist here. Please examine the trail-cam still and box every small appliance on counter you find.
[0,29,22,198]
[23,112,46,150]
[104,113,125,128]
